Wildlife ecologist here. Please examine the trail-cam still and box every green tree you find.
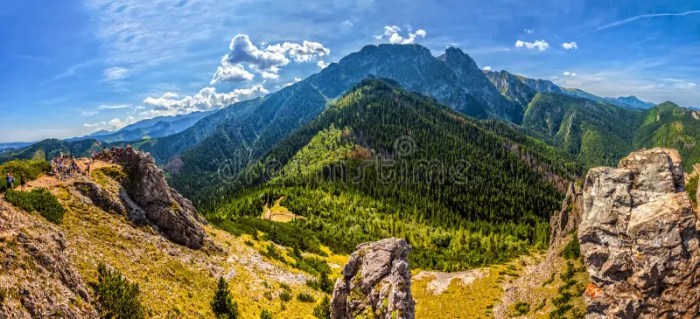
[260,309,274,319]
[92,263,145,319]
[211,277,238,319]
[313,296,331,319]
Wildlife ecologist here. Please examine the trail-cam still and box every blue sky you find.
[0,0,698,142]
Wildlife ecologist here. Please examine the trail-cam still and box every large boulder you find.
[579,148,700,318]
[116,148,206,249]
[331,238,415,319]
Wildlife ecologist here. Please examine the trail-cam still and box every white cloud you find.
[482,66,492,71]
[281,77,302,88]
[103,67,128,81]
[664,78,697,89]
[561,42,578,50]
[377,25,427,44]
[211,34,329,84]
[524,28,534,34]
[342,20,354,27]
[83,116,135,130]
[563,71,577,77]
[515,40,550,51]
[266,41,330,63]
[142,85,269,117]
[210,63,255,84]
[317,60,330,69]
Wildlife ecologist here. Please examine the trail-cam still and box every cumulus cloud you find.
[210,63,255,84]
[524,28,534,34]
[563,71,577,77]
[377,25,427,44]
[103,67,128,81]
[482,66,492,71]
[562,42,578,50]
[211,34,329,84]
[317,60,330,69]
[142,85,269,116]
[515,40,550,51]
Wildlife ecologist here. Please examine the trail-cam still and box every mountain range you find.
[2,42,700,318]
[68,110,214,143]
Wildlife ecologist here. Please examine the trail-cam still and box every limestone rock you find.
[116,148,206,249]
[331,238,415,319]
[74,181,126,216]
[579,148,700,318]
[0,202,98,318]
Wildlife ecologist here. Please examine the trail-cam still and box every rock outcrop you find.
[579,148,700,318]
[549,182,583,251]
[331,238,415,319]
[115,148,206,249]
[0,202,97,318]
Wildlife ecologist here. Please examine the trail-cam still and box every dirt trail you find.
[20,158,117,192]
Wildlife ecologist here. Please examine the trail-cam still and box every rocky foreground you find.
[579,148,700,318]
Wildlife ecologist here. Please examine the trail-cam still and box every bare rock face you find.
[0,202,98,318]
[579,148,700,318]
[116,148,206,249]
[549,182,582,251]
[331,238,415,319]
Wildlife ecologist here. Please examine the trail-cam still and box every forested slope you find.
[208,80,574,271]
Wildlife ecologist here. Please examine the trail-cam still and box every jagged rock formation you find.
[0,202,97,318]
[115,148,206,249]
[549,182,583,251]
[331,238,415,319]
[579,148,700,318]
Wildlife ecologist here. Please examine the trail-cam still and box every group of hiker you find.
[50,153,86,180]
[4,172,26,191]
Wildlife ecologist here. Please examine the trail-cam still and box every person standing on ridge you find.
[5,173,11,191]
[19,175,26,191]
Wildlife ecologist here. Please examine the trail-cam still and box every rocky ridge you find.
[331,238,415,319]
[579,148,700,318]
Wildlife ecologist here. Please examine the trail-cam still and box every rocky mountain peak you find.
[331,238,415,319]
[579,148,700,318]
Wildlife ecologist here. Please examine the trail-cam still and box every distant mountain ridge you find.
[69,110,214,143]
[604,95,656,109]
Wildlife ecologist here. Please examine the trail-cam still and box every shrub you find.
[5,188,65,223]
[279,290,292,302]
[560,236,580,260]
[297,292,315,303]
[514,302,530,316]
[307,271,334,293]
[211,277,238,319]
[92,263,145,319]
[687,175,698,205]
[313,296,331,319]
[260,309,274,319]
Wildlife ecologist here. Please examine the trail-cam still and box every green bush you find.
[313,296,331,319]
[279,290,292,302]
[92,263,145,319]
[560,236,580,260]
[307,271,333,293]
[0,159,50,192]
[297,292,315,303]
[211,277,238,319]
[5,188,65,223]
[687,175,698,205]
[514,302,530,316]
[260,309,274,319]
